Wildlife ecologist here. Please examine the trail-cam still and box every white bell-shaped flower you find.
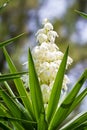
[22,19,73,105]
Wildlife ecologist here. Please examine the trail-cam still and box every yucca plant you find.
[0,14,87,130]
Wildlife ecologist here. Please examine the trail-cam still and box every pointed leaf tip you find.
[75,10,87,19]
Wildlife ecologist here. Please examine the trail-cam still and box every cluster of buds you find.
[22,19,73,107]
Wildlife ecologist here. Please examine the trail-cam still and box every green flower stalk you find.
[22,19,73,107]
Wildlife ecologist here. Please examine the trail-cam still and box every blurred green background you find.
[0,0,87,114]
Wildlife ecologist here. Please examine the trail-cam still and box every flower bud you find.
[37,33,47,44]
[44,23,53,31]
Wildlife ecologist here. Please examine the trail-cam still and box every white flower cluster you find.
[22,19,73,107]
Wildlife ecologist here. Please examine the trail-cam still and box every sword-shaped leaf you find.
[75,10,87,19]
[28,48,45,122]
[49,69,87,130]
[0,33,25,48]
[47,46,69,123]
[66,88,87,116]
[60,112,87,130]
[0,88,34,130]
[0,115,36,124]
[3,47,34,120]
[0,71,28,82]
[0,122,11,130]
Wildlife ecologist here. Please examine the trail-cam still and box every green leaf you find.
[66,88,87,116]
[3,81,19,102]
[48,69,87,130]
[47,46,69,123]
[3,47,35,120]
[38,108,48,130]
[28,48,45,122]
[74,121,87,130]
[0,71,28,82]
[0,88,34,130]
[3,81,26,111]
[0,33,25,48]
[0,88,25,119]
[60,112,87,130]
[0,120,24,130]
[0,103,9,116]
[75,10,87,19]
[0,102,25,130]
[0,122,11,130]
[0,115,36,124]
[11,123,25,130]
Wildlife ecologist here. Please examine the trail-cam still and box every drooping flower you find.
[22,19,73,107]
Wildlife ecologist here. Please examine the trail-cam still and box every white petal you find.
[44,23,53,31]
